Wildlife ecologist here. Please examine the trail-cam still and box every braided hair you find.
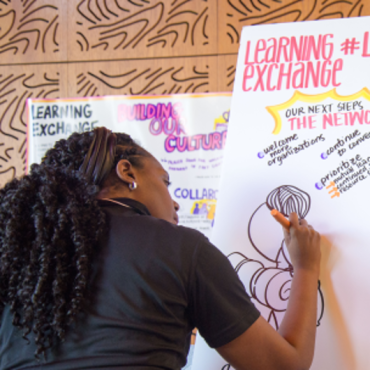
[0,128,147,356]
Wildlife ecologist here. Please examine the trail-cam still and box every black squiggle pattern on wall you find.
[2,0,370,188]
[221,0,370,102]
[75,0,210,51]
[0,71,60,185]
[224,0,368,49]
[226,64,236,88]
[0,0,59,56]
[74,65,210,96]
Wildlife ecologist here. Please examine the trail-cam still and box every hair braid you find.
[0,129,147,357]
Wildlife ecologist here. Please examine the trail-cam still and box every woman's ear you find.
[115,159,137,186]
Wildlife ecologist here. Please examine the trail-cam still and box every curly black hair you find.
[0,128,147,357]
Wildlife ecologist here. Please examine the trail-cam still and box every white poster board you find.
[27,93,231,240]
[193,17,370,370]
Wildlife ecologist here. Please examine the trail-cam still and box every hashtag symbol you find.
[341,38,360,55]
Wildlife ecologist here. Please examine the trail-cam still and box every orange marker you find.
[270,209,291,230]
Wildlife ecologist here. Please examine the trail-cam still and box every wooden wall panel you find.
[0,62,67,186]
[68,0,217,60]
[217,54,237,92]
[218,0,370,54]
[0,0,67,64]
[1,0,370,185]
[67,56,217,97]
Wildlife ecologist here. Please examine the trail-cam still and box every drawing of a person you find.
[199,203,208,215]
[207,204,216,220]
[228,185,324,329]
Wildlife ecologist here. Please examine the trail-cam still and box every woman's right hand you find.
[283,212,321,276]
[217,212,322,370]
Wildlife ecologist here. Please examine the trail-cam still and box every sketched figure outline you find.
[228,185,324,330]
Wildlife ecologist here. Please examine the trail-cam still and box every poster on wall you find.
[27,93,231,240]
[192,16,370,370]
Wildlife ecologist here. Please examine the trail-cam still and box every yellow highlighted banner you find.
[267,88,370,135]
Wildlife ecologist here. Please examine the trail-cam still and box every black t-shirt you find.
[0,198,260,370]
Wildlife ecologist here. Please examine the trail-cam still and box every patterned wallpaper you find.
[0,0,369,186]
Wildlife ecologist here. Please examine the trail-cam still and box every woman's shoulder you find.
[102,199,203,237]
[103,204,205,250]
[130,212,208,245]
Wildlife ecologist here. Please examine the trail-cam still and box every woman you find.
[0,127,321,370]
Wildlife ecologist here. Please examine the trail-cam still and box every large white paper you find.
[193,17,370,370]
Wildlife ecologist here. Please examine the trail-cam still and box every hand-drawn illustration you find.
[221,185,324,370]
[228,185,324,329]
[214,109,229,131]
[266,88,370,135]
[191,199,217,226]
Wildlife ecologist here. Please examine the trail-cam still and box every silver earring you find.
[129,182,137,190]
